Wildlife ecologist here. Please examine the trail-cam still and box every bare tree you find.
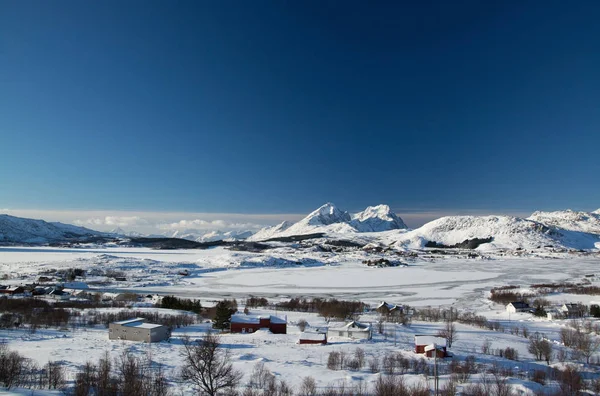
[45,361,66,390]
[577,333,600,364]
[438,320,457,348]
[557,365,583,396]
[181,332,242,396]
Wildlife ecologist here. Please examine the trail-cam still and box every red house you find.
[230,314,287,334]
[414,335,448,358]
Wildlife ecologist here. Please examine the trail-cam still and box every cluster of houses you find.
[506,301,589,320]
[107,301,449,360]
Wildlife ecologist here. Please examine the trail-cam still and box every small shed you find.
[298,331,327,345]
[415,335,447,358]
[327,321,372,340]
[109,318,169,343]
[506,301,530,314]
[230,314,287,334]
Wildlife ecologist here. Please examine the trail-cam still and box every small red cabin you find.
[414,335,447,358]
[230,314,287,334]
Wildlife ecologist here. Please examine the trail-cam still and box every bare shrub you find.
[481,340,491,354]
[557,365,583,396]
[369,356,380,373]
[504,347,519,361]
[327,352,340,370]
[532,370,546,385]
[297,319,308,332]
[354,348,365,370]
[298,376,317,396]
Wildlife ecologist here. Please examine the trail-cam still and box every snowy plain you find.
[1,245,600,395]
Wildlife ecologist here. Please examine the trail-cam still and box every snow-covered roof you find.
[377,301,403,311]
[299,332,327,341]
[114,318,145,325]
[415,335,447,347]
[127,322,164,329]
[231,314,286,324]
[329,321,371,332]
[508,301,529,309]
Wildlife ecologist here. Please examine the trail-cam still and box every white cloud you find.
[3,209,304,234]
[73,216,149,228]
[156,219,265,231]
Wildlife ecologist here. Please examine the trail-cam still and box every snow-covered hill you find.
[248,203,407,241]
[392,215,599,251]
[0,214,104,244]
[528,209,600,235]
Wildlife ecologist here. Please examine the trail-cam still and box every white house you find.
[327,321,372,340]
[506,301,530,314]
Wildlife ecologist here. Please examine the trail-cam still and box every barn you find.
[230,314,287,334]
[414,335,447,358]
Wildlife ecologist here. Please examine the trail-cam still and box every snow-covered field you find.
[1,246,598,308]
[1,246,600,394]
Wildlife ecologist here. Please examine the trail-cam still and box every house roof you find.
[114,318,145,325]
[299,332,327,341]
[230,314,286,325]
[126,322,164,329]
[508,301,530,308]
[329,321,371,332]
[415,335,447,347]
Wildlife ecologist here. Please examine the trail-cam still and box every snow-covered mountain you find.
[351,205,408,232]
[392,214,599,251]
[248,203,407,241]
[0,214,104,244]
[109,227,144,237]
[194,230,254,242]
[528,209,600,235]
[245,221,293,242]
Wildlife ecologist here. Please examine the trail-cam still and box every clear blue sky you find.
[1,0,599,215]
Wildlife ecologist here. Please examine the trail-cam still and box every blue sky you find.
[1,0,599,224]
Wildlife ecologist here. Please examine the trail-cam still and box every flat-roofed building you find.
[109,318,169,343]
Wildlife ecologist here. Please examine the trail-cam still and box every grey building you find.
[109,318,169,343]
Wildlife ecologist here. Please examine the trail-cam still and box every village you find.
[1,271,600,395]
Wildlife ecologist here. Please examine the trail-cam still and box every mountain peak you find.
[351,204,407,231]
[304,203,351,226]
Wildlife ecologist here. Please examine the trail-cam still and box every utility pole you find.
[434,345,439,396]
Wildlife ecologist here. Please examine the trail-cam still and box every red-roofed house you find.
[230,314,287,334]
